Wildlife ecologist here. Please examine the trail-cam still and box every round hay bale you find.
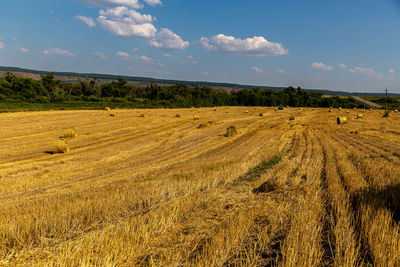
[64,128,77,139]
[289,116,295,121]
[139,113,146,117]
[224,126,238,137]
[197,123,208,129]
[225,109,229,113]
[329,109,332,113]
[339,107,342,110]
[193,115,200,120]
[175,114,181,118]
[245,110,249,114]
[356,113,363,119]
[369,108,373,111]
[54,140,69,154]
[109,112,116,117]
[337,117,347,125]
[395,110,398,113]
[353,107,357,110]
[105,107,111,111]
[259,112,264,117]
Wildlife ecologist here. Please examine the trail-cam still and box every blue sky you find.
[1,0,400,93]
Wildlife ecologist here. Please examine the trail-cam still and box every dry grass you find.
[1,107,400,266]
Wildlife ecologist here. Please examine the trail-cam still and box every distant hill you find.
[1,66,399,97]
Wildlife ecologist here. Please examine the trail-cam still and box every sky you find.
[1,0,400,93]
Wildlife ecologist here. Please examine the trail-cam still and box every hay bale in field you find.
[356,113,363,119]
[329,109,332,113]
[109,112,116,117]
[64,128,77,139]
[224,126,238,137]
[259,112,264,117]
[339,107,342,110]
[193,115,200,120]
[395,110,399,113]
[213,108,217,111]
[346,111,350,114]
[245,110,249,114]
[289,116,295,121]
[139,113,146,117]
[337,116,347,124]
[105,107,111,111]
[175,113,181,118]
[353,107,357,110]
[54,140,69,154]
[369,108,373,111]
[197,123,208,129]
[225,109,229,113]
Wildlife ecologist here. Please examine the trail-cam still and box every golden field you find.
[1,107,400,266]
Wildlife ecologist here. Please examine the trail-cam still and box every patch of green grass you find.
[236,155,282,183]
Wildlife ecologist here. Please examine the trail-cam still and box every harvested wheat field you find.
[1,107,400,266]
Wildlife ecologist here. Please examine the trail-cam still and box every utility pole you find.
[385,88,388,111]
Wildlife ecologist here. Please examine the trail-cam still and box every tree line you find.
[0,72,362,108]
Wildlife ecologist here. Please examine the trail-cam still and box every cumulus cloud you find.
[388,68,395,74]
[43,48,74,57]
[338,63,347,69]
[117,51,154,63]
[311,62,334,71]
[149,28,189,50]
[76,0,143,9]
[0,42,4,49]
[93,51,108,59]
[200,34,288,57]
[349,67,383,79]
[251,66,263,73]
[75,15,96,27]
[275,69,287,74]
[17,47,29,53]
[144,0,162,6]
[97,6,156,38]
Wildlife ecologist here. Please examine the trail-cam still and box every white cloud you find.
[164,53,172,57]
[75,15,96,27]
[191,61,198,65]
[157,63,165,67]
[97,7,156,38]
[388,68,395,74]
[252,66,263,73]
[0,42,4,49]
[186,55,193,59]
[201,72,211,76]
[311,62,334,71]
[76,0,143,9]
[149,28,189,50]
[338,63,347,69]
[17,47,29,53]
[93,51,108,59]
[349,67,383,79]
[275,69,287,74]
[43,48,74,57]
[144,0,162,6]
[200,34,288,57]
[132,47,139,52]
[117,51,130,58]
[117,51,154,64]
